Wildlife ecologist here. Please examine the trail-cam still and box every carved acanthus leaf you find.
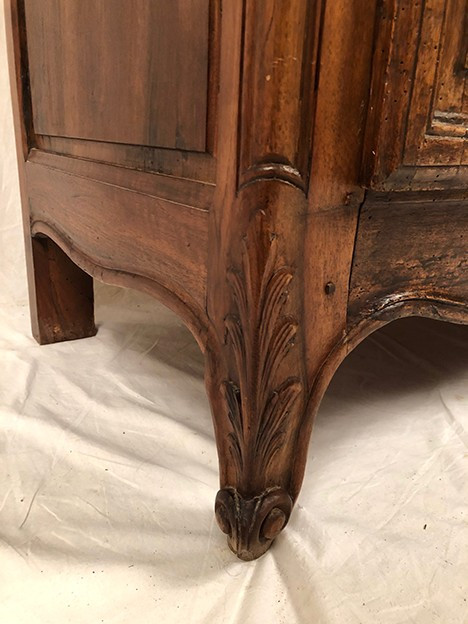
[223,215,303,478]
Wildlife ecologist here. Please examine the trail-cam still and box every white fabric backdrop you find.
[1,7,467,623]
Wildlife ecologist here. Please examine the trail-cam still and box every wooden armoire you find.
[6,0,467,559]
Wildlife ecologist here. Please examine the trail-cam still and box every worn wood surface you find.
[26,160,210,333]
[206,0,379,559]
[237,0,323,192]
[362,0,468,191]
[5,0,468,561]
[349,193,468,322]
[29,236,96,344]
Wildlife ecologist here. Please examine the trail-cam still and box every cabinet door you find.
[21,0,218,182]
[363,0,467,190]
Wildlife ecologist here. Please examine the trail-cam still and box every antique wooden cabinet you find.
[6,0,468,560]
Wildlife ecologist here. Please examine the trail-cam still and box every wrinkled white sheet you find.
[1,11,467,624]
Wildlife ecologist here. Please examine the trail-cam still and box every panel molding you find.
[362,0,468,191]
[14,0,221,184]
[403,0,467,165]
[35,135,217,185]
[237,0,324,194]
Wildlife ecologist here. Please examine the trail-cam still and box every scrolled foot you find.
[215,487,293,560]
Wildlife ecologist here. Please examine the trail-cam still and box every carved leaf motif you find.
[223,381,244,472]
[223,218,303,478]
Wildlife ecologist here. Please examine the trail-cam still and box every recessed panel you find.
[403,0,467,166]
[25,0,210,151]
[362,0,468,190]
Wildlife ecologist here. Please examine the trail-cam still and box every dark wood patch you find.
[348,195,468,322]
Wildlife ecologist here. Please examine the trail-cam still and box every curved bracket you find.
[290,296,468,499]
[31,220,216,355]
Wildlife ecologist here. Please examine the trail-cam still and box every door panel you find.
[403,0,467,166]
[362,0,468,190]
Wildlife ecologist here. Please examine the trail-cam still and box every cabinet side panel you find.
[24,0,210,152]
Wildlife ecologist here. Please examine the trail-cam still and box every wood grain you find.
[237,0,323,192]
[348,193,468,321]
[26,162,209,320]
[29,235,96,344]
[5,0,468,562]
[25,0,210,151]
[362,0,468,190]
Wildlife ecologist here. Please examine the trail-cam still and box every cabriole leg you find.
[206,199,311,561]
